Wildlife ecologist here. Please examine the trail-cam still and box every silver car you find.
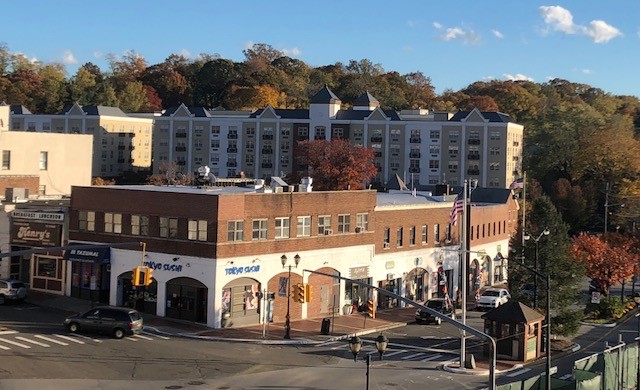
[0,279,28,305]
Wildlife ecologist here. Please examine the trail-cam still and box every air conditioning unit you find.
[383,242,390,249]
[355,226,364,233]
[324,229,333,235]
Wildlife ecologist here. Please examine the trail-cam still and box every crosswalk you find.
[0,331,168,351]
[314,340,458,363]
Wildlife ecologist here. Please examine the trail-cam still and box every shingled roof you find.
[449,110,514,123]
[310,85,341,104]
[353,91,380,107]
[481,301,544,323]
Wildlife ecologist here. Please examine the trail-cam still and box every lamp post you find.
[281,253,301,340]
[349,334,389,390]
[524,228,549,309]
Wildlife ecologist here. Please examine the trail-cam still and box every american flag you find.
[509,178,524,190]
[449,194,464,226]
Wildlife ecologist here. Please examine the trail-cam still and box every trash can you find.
[321,318,331,335]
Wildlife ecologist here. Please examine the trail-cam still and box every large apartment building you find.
[153,86,524,189]
[9,103,154,178]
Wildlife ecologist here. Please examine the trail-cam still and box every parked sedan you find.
[476,288,510,311]
[0,279,27,305]
[415,298,454,325]
[64,306,143,339]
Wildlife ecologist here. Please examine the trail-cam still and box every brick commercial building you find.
[68,179,517,328]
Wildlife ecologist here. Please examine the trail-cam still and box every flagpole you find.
[521,172,526,254]
[459,179,468,368]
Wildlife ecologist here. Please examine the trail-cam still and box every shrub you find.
[552,310,582,336]
[587,296,626,319]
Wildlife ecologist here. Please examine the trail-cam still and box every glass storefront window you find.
[36,257,57,278]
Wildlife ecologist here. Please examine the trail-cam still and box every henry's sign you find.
[11,221,62,247]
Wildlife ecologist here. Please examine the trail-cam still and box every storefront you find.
[166,277,208,323]
[117,272,157,315]
[64,245,111,303]
[345,265,372,313]
[221,277,261,328]
[10,213,65,294]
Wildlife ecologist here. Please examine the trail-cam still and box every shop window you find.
[275,217,290,239]
[79,211,95,232]
[252,219,268,241]
[160,217,178,238]
[297,216,311,237]
[228,220,244,242]
[131,215,149,236]
[36,257,57,278]
[104,212,122,234]
[338,214,350,233]
[188,219,208,241]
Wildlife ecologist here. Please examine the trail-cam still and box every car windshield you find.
[482,291,500,297]
[129,311,141,321]
[426,300,444,309]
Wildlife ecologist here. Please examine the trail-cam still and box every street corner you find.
[442,360,524,376]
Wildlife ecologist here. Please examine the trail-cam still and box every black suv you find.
[415,298,454,325]
[64,306,143,339]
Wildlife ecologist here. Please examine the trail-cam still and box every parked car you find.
[0,279,28,305]
[64,306,143,339]
[415,298,454,325]
[476,288,510,311]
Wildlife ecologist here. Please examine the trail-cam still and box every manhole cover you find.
[165,386,183,389]
[188,382,205,386]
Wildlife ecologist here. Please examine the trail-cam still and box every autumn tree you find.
[147,161,193,186]
[294,139,377,191]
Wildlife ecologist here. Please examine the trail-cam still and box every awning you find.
[63,244,111,264]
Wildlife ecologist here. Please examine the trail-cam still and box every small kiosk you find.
[482,301,545,362]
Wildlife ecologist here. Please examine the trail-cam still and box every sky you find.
[3,0,640,97]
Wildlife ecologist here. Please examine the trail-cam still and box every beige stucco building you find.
[9,103,153,178]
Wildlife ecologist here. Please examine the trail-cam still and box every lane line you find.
[0,344,9,350]
[125,337,138,341]
[54,334,85,344]
[143,331,170,340]
[69,333,102,343]
[16,336,50,347]
[132,334,153,341]
[402,352,426,360]
[381,349,407,357]
[0,338,31,349]
[507,368,531,378]
[316,340,340,347]
[331,344,345,350]
[35,335,68,346]
[421,354,443,362]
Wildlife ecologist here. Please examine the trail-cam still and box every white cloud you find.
[14,52,38,64]
[93,51,104,59]
[492,30,504,39]
[573,68,592,74]
[179,49,193,58]
[281,47,302,56]
[482,76,496,81]
[433,22,443,29]
[583,20,622,43]
[244,41,255,50]
[539,5,622,43]
[502,73,534,82]
[439,26,480,44]
[61,50,77,65]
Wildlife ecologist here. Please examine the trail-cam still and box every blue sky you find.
[4,1,639,97]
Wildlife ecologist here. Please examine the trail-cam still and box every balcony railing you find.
[409,167,420,173]
[409,152,421,158]
[262,149,273,155]
[410,137,421,144]
[468,139,481,145]
[175,133,187,138]
[227,161,237,167]
[467,169,480,175]
[262,134,274,140]
[261,163,273,168]
[370,136,383,143]
[227,133,238,139]
[175,146,187,152]
[467,154,480,160]
[227,148,237,153]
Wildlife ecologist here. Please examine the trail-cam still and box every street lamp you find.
[281,253,301,340]
[524,228,549,309]
[349,334,389,390]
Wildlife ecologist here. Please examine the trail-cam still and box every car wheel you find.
[435,317,442,325]
[113,328,125,339]
[0,295,5,305]
[67,322,80,333]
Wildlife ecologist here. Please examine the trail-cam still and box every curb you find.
[579,321,617,328]
[442,362,524,376]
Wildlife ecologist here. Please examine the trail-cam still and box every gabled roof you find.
[310,85,341,104]
[10,105,32,115]
[59,104,129,117]
[481,301,544,323]
[335,109,401,121]
[161,106,211,117]
[353,91,380,106]
[449,110,513,123]
[387,174,409,191]
[469,187,513,204]
[249,108,309,119]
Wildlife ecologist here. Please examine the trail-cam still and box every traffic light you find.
[297,283,305,303]
[367,299,376,318]
[291,282,300,297]
[144,267,154,286]
[304,284,312,303]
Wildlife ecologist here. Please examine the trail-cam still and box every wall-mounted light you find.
[226,260,234,265]
[172,257,180,262]
[252,258,261,263]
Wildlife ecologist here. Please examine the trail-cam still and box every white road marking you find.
[125,337,138,341]
[54,334,85,344]
[0,344,9,350]
[35,335,68,346]
[143,331,170,340]
[421,354,443,362]
[132,334,153,340]
[382,349,407,357]
[331,344,345,350]
[402,352,427,360]
[0,331,18,335]
[0,338,31,349]
[507,368,532,377]
[69,333,102,343]
[16,336,49,347]
[317,340,340,347]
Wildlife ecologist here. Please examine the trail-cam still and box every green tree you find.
[35,64,67,113]
[95,83,119,107]
[69,66,97,104]
[117,81,147,112]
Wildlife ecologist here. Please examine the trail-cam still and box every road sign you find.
[591,291,601,304]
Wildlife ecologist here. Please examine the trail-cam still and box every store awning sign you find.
[11,221,61,247]
[63,245,111,264]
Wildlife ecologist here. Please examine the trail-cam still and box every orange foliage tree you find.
[570,232,638,294]
[294,139,377,191]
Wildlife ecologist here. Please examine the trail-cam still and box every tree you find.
[117,81,147,112]
[95,83,119,107]
[294,139,377,191]
[147,161,193,186]
[570,232,637,295]
[34,64,67,113]
[69,67,97,104]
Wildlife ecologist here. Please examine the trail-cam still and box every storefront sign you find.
[11,221,61,247]
[64,245,111,264]
[144,260,183,273]
[12,210,65,222]
[225,265,260,275]
[349,266,369,279]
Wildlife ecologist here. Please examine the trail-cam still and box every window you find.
[434,224,440,244]
[211,125,220,135]
[297,216,311,237]
[318,215,331,234]
[160,217,178,238]
[131,215,149,236]
[104,212,122,234]
[227,220,244,242]
[79,211,95,232]
[490,131,501,140]
[410,226,416,246]
[383,228,390,246]
[356,213,369,231]
[2,150,10,170]
[421,225,427,244]
[338,214,350,233]
[430,130,440,139]
[252,219,268,241]
[396,227,403,247]
[275,217,290,239]
[429,145,439,154]
[446,224,451,242]
[314,126,326,140]
[429,160,439,169]
[332,127,344,139]
[449,131,459,142]
[38,185,46,195]
[188,220,208,241]
[36,257,57,278]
